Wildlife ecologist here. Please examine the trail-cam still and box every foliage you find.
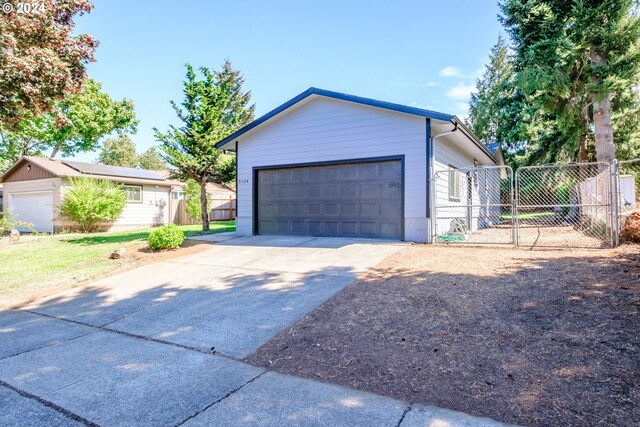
[0,210,36,239]
[97,136,138,167]
[0,79,138,167]
[147,224,185,250]
[155,60,254,231]
[467,36,530,166]
[621,211,640,242]
[60,177,127,233]
[498,0,640,164]
[138,146,167,170]
[0,0,98,129]
[184,179,210,221]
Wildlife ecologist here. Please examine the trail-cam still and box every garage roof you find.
[215,87,496,162]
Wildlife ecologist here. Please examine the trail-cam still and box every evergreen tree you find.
[138,146,167,170]
[155,61,254,231]
[97,136,138,167]
[500,0,640,164]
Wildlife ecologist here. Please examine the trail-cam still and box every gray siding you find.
[236,96,428,242]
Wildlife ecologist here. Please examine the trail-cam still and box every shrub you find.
[60,177,128,233]
[0,210,35,239]
[148,224,185,250]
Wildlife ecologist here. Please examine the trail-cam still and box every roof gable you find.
[216,87,455,149]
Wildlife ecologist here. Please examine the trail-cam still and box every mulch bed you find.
[246,244,640,427]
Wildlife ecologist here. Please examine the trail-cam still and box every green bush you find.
[60,177,128,233]
[148,224,185,250]
[0,210,36,239]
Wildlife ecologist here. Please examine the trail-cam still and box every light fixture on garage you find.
[27,164,31,172]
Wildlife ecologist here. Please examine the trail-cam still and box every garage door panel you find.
[257,159,401,239]
[11,192,54,233]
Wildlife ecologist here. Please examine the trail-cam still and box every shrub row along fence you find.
[432,159,640,248]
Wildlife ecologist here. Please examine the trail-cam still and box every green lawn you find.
[0,221,235,299]
[501,212,555,219]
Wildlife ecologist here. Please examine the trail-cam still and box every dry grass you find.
[246,244,640,427]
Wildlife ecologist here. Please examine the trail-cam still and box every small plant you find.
[148,224,185,250]
[0,210,35,240]
[60,177,128,233]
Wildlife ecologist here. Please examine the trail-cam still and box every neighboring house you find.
[216,87,497,242]
[0,157,173,233]
[151,170,236,222]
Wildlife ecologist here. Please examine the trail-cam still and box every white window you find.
[121,185,142,203]
[448,166,461,201]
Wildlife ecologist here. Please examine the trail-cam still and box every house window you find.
[171,191,185,200]
[448,166,461,201]
[121,185,142,203]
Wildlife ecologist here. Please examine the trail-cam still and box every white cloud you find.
[446,82,477,101]
[439,66,465,78]
[423,81,440,87]
[440,66,484,80]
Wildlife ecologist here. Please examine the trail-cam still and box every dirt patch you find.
[246,244,640,427]
[5,239,213,309]
[122,239,212,263]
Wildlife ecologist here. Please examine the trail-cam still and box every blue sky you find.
[74,0,504,162]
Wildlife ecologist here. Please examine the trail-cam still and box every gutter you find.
[428,122,459,243]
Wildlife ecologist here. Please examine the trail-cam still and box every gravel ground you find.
[246,244,640,427]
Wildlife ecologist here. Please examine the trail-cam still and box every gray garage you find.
[255,158,403,239]
[216,87,497,242]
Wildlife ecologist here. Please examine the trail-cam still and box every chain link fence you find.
[616,159,640,244]
[432,159,640,248]
[515,163,613,248]
[432,165,514,245]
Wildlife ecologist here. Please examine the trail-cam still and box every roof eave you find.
[450,117,498,164]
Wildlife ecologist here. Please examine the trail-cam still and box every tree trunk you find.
[200,181,209,232]
[577,132,589,163]
[590,49,616,168]
[50,143,61,158]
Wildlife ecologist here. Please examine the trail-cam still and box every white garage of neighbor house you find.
[0,157,172,233]
[216,87,497,242]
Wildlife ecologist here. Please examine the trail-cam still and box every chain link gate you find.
[515,163,614,248]
[432,165,514,245]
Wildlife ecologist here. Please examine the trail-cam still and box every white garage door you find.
[10,192,54,233]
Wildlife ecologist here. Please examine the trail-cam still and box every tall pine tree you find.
[500,0,640,165]
[155,61,254,231]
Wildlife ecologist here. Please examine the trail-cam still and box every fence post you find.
[513,168,519,248]
[612,160,620,247]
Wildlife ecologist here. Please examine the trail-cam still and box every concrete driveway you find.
[0,235,512,426]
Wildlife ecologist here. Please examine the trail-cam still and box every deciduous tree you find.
[0,0,98,128]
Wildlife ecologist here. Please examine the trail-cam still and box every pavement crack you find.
[395,404,412,427]
[19,310,245,363]
[0,380,99,427]
[174,370,267,426]
[0,329,99,362]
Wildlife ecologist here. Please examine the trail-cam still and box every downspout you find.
[428,121,459,243]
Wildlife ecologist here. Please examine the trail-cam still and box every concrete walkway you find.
[0,236,515,426]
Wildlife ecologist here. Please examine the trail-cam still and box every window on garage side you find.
[121,185,142,203]
[448,166,461,201]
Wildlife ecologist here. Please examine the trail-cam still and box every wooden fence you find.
[171,197,236,225]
